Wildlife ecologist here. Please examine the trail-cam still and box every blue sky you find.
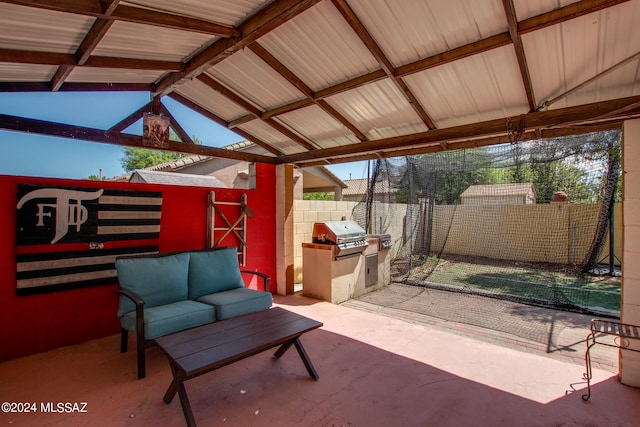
[0,92,365,181]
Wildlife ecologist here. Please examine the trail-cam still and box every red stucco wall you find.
[0,163,276,361]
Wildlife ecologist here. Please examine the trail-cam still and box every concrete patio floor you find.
[1,293,639,427]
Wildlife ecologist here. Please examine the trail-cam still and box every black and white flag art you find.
[15,184,162,296]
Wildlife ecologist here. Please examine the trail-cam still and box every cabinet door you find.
[365,253,378,288]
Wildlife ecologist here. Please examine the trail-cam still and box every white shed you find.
[461,183,536,205]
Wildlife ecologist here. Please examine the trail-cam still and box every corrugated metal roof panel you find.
[238,120,307,155]
[347,0,507,67]
[326,78,428,140]
[93,21,213,62]
[175,79,249,121]
[0,3,93,53]
[121,0,268,26]
[258,1,380,91]
[524,1,640,110]
[405,45,529,129]
[0,63,56,82]
[66,67,164,83]
[276,105,361,149]
[208,49,305,110]
[0,0,638,165]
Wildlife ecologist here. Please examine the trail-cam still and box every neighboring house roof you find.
[343,178,395,197]
[146,154,211,172]
[107,154,211,182]
[300,164,348,190]
[127,141,346,189]
[223,140,256,152]
[109,173,132,182]
[147,142,257,172]
[312,165,347,189]
[129,169,227,188]
[461,183,536,198]
[109,141,346,191]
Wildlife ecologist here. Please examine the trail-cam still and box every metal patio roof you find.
[0,0,638,167]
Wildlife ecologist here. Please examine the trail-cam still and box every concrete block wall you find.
[293,200,357,283]
[294,199,621,285]
[622,119,640,387]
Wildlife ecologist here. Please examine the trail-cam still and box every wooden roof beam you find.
[293,122,624,167]
[159,103,193,145]
[277,95,640,164]
[251,69,388,120]
[0,48,183,71]
[264,118,316,151]
[109,101,152,132]
[247,42,368,142]
[111,5,237,37]
[395,33,512,78]
[519,0,631,34]
[197,74,263,119]
[0,112,277,163]
[167,92,282,156]
[331,0,436,129]
[0,82,151,92]
[501,0,536,111]
[259,31,510,120]
[51,0,119,91]
[198,72,319,151]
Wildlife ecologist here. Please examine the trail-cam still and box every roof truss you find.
[0,0,637,168]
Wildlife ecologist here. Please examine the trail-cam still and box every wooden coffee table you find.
[155,307,323,427]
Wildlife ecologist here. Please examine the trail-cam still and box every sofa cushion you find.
[196,287,272,320]
[120,300,215,340]
[188,248,244,300]
[116,252,190,317]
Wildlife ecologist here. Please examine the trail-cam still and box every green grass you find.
[403,257,621,312]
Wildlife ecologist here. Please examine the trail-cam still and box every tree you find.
[505,135,618,203]
[120,147,184,172]
[394,148,500,204]
[434,168,501,204]
[303,192,334,200]
[120,136,202,172]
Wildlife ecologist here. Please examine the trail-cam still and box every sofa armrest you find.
[114,289,145,341]
[114,288,147,379]
[115,288,145,307]
[240,270,271,293]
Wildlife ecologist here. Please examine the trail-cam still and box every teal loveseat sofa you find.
[115,247,272,379]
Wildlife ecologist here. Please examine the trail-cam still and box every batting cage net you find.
[352,130,622,317]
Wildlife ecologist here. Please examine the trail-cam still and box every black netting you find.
[351,130,622,317]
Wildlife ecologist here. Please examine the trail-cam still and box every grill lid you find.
[313,220,366,244]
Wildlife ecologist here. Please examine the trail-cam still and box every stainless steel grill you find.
[312,220,367,259]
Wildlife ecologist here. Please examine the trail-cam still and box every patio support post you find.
[621,118,640,387]
[276,164,295,295]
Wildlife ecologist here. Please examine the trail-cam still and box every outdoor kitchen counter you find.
[301,242,337,251]
[302,243,361,304]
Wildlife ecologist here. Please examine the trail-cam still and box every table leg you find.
[293,337,319,380]
[273,341,293,358]
[176,381,197,427]
[163,361,179,403]
[164,361,197,426]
